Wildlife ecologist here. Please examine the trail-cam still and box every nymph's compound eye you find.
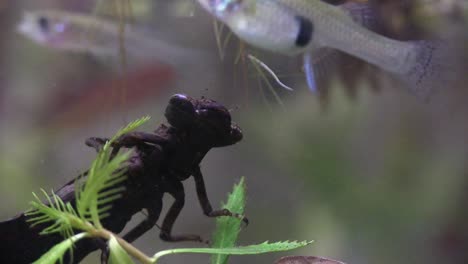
[195,104,243,147]
[196,103,232,134]
[209,0,243,15]
[37,16,49,33]
[165,94,196,128]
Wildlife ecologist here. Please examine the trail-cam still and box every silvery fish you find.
[197,0,457,98]
[17,10,201,67]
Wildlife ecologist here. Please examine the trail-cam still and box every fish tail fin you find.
[403,40,461,101]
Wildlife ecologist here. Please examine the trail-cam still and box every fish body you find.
[197,0,453,98]
[17,10,201,66]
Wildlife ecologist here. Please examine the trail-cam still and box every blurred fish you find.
[16,10,202,66]
[15,9,224,131]
[43,63,174,130]
[197,0,458,99]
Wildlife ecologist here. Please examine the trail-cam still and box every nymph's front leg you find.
[85,137,109,152]
[97,146,164,261]
[121,145,165,243]
[85,136,123,159]
[159,181,205,243]
[193,167,248,224]
[122,171,164,244]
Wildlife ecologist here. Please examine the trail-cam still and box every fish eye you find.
[210,0,243,14]
[295,16,314,47]
[37,16,49,32]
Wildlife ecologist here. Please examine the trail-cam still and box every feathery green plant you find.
[151,176,312,263]
[150,176,312,263]
[27,116,150,263]
[75,116,150,228]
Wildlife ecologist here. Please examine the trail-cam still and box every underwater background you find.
[1,0,468,263]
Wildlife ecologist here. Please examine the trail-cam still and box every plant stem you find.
[92,229,153,264]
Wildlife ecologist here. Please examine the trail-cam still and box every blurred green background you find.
[1,0,468,263]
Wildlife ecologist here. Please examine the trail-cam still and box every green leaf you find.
[27,117,151,263]
[152,241,313,263]
[26,190,85,237]
[111,116,151,141]
[32,233,88,264]
[108,235,136,264]
[76,116,150,228]
[211,177,246,264]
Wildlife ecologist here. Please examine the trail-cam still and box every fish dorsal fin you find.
[302,2,381,95]
[342,2,380,31]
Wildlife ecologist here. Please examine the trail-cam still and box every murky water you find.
[0,1,467,263]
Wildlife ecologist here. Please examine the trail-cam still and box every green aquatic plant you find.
[27,116,150,263]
